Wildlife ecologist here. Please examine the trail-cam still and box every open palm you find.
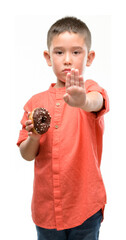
[63,68,86,108]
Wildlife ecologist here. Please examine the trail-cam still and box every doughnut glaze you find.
[29,108,51,135]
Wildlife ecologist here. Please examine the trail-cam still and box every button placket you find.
[52,91,64,229]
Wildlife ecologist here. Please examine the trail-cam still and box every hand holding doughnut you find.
[25,118,40,140]
[29,108,51,135]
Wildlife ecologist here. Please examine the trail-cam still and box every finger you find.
[79,75,85,88]
[74,69,79,86]
[25,124,34,132]
[28,131,33,137]
[70,68,75,86]
[27,112,31,118]
[25,119,32,126]
[63,93,69,104]
[66,72,71,89]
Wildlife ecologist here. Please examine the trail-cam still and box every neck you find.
[54,80,65,88]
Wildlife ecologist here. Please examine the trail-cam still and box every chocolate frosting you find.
[33,108,51,134]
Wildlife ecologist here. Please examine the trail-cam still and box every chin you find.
[61,79,66,83]
[57,78,66,83]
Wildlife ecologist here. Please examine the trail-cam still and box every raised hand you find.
[63,68,86,108]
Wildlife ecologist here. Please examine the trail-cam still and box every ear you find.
[43,50,52,66]
[86,51,95,67]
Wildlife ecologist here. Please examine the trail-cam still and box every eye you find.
[73,51,81,55]
[56,51,63,55]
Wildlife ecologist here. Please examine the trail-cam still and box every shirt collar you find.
[49,83,66,94]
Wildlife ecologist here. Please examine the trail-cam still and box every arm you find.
[63,68,103,112]
[20,137,40,161]
[19,119,41,161]
[81,91,103,112]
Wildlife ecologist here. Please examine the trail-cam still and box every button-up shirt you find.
[17,80,109,230]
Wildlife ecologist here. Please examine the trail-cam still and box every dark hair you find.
[47,16,91,51]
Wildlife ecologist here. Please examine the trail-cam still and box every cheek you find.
[51,58,62,72]
[77,56,87,70]
[52,63,59,73]
[51,63,61,77]
[75,59,84,71]
[51,56,58,67]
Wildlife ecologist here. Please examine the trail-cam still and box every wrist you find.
[28,134,41,143]
[80,94,91,112]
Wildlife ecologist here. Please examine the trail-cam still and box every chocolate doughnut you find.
[29,108,51,135]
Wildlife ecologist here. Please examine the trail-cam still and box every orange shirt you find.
[17,80,109,230]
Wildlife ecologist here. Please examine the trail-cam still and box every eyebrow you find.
[53,46,83,50]
[71,46,83,50]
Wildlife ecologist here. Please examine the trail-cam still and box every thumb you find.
[63,93,69,103]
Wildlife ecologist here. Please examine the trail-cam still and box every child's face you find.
[44,32,95,84]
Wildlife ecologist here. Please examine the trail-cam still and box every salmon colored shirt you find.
[17,80,109,230]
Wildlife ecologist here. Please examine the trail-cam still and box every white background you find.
[0,0,126,239]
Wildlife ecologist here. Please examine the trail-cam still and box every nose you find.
[64,52,72,65]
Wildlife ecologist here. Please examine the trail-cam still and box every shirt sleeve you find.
[85,79,109,118]
[17,97,33,146]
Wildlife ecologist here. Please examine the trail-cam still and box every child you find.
[17,16,109,240]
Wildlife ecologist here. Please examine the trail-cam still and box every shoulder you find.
[31,89,49,101]
[85,79,101,92]
[24,89,49,112]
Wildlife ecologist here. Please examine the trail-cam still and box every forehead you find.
[50,31,86,49]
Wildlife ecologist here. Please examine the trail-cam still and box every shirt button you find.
[56,103,60,106]
[55,125,59,129]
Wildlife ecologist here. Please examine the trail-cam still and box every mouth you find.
[62,69,71,73]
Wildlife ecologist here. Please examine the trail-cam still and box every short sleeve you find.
[17,97,33,146]
[85,79,109,118]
